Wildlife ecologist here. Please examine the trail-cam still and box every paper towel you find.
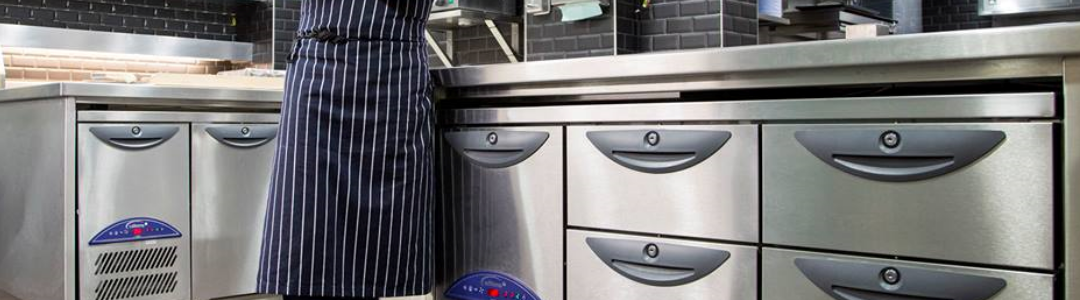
[560,1,603,22]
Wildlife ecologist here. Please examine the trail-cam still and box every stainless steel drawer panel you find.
[762,248,1054,300]
[77,123,191,300]
[567,230,757,300]
[568,125,759,242]
[762,123,1053,270]
[435,127,564,300]
[191,124,278,300]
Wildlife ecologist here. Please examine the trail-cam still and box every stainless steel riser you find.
[762,248,1054,300]
[567,125,759,242]
[763,122,1054,270]
[435,126,564,300]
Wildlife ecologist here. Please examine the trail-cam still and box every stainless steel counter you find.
[0,82,283,109]
[432,23,1080,98]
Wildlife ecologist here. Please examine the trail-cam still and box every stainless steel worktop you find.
[432,23,1080,98]
[0,82,283,109]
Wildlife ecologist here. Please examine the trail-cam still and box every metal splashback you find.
[980,0,1080,15]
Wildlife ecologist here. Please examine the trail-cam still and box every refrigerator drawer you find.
[191,124,278,300]
[567,230,757,300]
[762,248,1054,300]
[762,122,1054,270]
[77,123,191,300]
[568,125,759,242]
[436,127,564,300]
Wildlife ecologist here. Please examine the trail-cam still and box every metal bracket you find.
[485,20,520,63]
[425,30,454,68]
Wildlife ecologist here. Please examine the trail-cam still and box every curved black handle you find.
[205,125,279,148]
[794,129,1005,182]
[586,237,729,287]
[586,129,732,174]
[90,125,179,150]
[444,130,549,169]
[794,257,1007,300]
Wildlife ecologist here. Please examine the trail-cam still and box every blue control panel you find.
[445,271,540,300]
[89,217,182,246]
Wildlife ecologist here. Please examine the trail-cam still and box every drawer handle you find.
[794,129,1005,182]
[206,125,278,148]
[587,130,731,174]
[794,257,1007,300]
[90,125,179,150]
[444,130,550,168]
[586,237,729,287]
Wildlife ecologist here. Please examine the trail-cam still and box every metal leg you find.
[485,20,520,63]
[425,30,454,68]
[1065,56,1080,300]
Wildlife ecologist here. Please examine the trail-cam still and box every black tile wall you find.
[619,0,756,55]
[922,0,990,32]
[236,1,272,68]
[526,4,615,62]
[0,0,239,41]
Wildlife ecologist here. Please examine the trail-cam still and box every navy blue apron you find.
[257,0,435,298]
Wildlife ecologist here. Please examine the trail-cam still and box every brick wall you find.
[921,0,990,32]
[272,0,299,70]
[0,0,240,41]
[2,47,241,82]
[427,23,516,67]
[236,1,273,69]
[619,0,755,55]
[526,4,616,61]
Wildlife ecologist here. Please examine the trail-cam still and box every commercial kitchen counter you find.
[430,22,1080,300]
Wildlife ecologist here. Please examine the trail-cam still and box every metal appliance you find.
[192,124,279,300]
[436,127,563,300]
[980,0,1080,15]
[77,123,192,300]
[432,0,519,15]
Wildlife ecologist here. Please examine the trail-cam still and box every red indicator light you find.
[132,228,143,236]
[487,289,499,297]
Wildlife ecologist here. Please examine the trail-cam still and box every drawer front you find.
[568,125,759,242]
[763,123,1053,270]
[568,230,757,300]
[435,127,564,300]
[762,248,1054,300]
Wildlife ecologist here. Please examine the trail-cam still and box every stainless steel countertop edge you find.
[0,82,284,104]
[432,23,1080,88]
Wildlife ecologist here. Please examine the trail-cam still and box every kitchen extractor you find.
[435,127,563,300]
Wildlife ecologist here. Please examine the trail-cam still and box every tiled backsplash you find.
[0,0,239,41]
[526,5,616,61]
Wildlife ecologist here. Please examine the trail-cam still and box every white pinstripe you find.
[330,0,359,295]
[360,1,391,296]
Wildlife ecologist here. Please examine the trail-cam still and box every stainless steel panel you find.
[0,99,73,300]
[443,93,1056,125]
[979,0,1080,15]
[432,23,1080,88]
[1064,56,1080,300]
[77,123,191,300]
[79,111,280,123]
[435,126,564,300]
[0,83,283,108]
[567,125,758,242]
[0,24,253,60]
[763,123,1054,270]
[761,248,1054,300]
[191,124,278,300]
[567,230,757,300]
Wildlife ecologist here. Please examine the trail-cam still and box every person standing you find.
[257,1,436,299]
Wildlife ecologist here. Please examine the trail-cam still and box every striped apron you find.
[257,0,435,298]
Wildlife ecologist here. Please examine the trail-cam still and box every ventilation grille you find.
[93,272,178,300]
[94,246,178,275]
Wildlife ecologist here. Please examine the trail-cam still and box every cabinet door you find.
[191,124,278,300]
[78,123,190,300]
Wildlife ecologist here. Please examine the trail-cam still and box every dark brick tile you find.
[32,9,55,20]
[554,36,577,51]
[101,14,122,26]
[652,2,679,18]
[124,17,144,26]
[681,32,707,48]
[6,6,30,18]
[578,34,602,49]
[113,4,132,14]
[602,33,615,48]
[693,14,721,31]
[667,17,693,33]
[55,10,77,21]
[653,34,679,50]
[681,0,709,16]
[68,1,90,11]
[640,19,665,34]
[146,18,164,28]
